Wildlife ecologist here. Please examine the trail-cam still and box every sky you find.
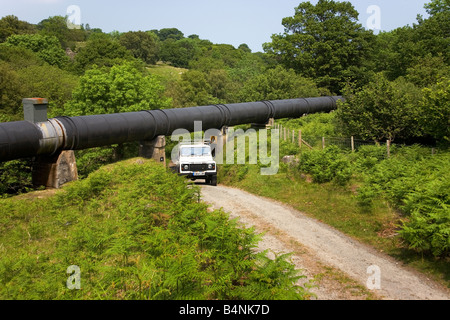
[1,0,430,52]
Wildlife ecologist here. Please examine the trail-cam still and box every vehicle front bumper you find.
[179,171,217,179]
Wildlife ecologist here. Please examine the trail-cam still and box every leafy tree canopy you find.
[424,0,450,15]
[418,77,450,143]
[373,0,449,80]
[264,0,376,94]
[65,62,172,116]
[153,28,184,41]
[237,65,321,102]
[3,33,68,68]
[119,31,160,64]
[37,15,86,49]
[0,61,23,118]
[168,69,219,108]
[336,73,422,142]
[159,37,201,68]
[71,33,135,74]
[0,15,36,42]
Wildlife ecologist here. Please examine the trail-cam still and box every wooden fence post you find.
[387,140,391,158]
[298,130,302,150]
[322,137,325,149]
[351,136,355,153]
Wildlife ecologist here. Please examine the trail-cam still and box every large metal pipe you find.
[0,96,343,162]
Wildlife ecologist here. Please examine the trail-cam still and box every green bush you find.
[297,145,353,185]
[356,146,450,257]
[0,159,33,196]
[277,112,339,138]
[400,207,450,257]
[4,34,68,68]
[351,145,387,172]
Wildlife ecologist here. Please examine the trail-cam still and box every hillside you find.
[0,158,309,300]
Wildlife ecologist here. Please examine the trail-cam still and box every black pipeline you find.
[0,96,343,162]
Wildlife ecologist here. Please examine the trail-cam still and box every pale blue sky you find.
[1,0,430,52]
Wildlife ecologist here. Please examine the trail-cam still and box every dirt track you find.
[200,184,450,300]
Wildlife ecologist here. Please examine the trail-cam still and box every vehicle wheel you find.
[210,175,217,186]
[205,176,211,184]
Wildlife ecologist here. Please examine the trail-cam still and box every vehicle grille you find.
[189,164,208,171]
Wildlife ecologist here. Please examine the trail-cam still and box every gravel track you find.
[200,184,450,300]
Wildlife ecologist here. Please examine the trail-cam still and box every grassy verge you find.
[218,161,450,289]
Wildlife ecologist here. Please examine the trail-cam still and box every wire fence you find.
[274,123,378,152]
[273,122,444,158]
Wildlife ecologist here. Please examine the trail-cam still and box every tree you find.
[264,0,376,94]
[65,62,171,116]
[237,66,321,102]
[0,15,36,42]
[37,15,86,49]
[372,1,449,81]
[119,31,160,64]
[414,5,450,65]
[4,34,68,68]
[155,28,184,41]
[174,70,218,107]
[418,77,450,144]
[0,61,23,119]
[17,64,79,118]
[206,69,234,102]
[372,27,417,81]
[71,33,134,74]
[227,52,267,85]
[65,62,172,161]
[238,43,252,53]
[424,0,450,15]
[405,54,450,87]
[336,73,422,142]
[159,38,200,68]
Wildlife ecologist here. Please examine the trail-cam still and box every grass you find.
[219,165,400,249]
[146,62,187,84]
[218,162,450,289]
[0,158,310,300]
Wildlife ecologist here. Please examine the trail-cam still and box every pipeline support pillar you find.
[23,98,78,189]
[32,151,78,189]
[139,135,166,166]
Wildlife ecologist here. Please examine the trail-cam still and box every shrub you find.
[0,159,33,196]
[351,145,387,172]
[4,34,68,68]
[356,146,450,257]
[297,145,352,185]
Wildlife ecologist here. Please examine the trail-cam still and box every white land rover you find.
[177,142,217,186]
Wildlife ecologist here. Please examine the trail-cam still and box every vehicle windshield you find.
[181,147,211,157]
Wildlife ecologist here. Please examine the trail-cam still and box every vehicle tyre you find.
[210,175,217,186]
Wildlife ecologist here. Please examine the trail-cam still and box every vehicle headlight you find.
[183,164,189,171]
[208,163,215,170]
